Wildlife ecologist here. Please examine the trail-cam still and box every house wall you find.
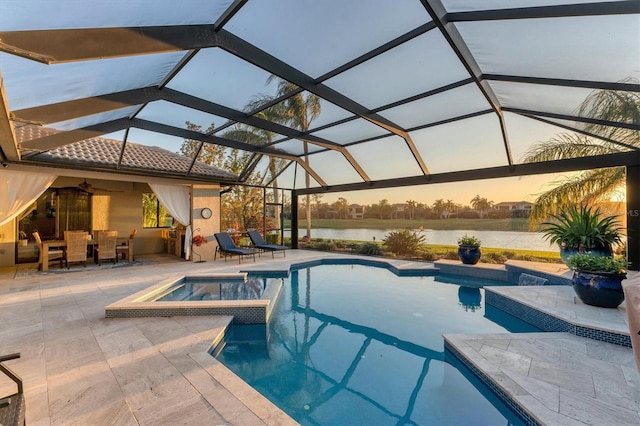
[102,183,166,256]
[191,184,221,262]
[0,219,16,267]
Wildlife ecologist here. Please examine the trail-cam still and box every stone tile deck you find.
[445,333,640,425]
[446,273,640,426]
[1,251,638,425]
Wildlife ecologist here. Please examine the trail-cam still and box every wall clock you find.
[200,207,212,219]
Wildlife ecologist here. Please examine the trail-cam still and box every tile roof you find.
[14,124,237,180]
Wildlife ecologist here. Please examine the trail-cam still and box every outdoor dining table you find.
[38,239,91,272]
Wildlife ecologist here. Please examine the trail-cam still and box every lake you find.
[287,228,555,252]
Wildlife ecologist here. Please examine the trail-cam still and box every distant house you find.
[392,203,406,219]
[349,204,365,219]
[494,201,534,212]
[494,201,534,217]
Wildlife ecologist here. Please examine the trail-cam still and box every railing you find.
[0,352,25,426]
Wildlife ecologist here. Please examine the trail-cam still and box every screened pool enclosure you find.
[0,0,638,265]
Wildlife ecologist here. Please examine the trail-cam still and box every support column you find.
[291,191,298,249]
[627,165,639,271]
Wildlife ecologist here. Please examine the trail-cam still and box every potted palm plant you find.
[540,205,624,265]
[457,234,482,265]
[567,253,627,308]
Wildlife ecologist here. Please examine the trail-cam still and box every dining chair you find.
[95,230,118,265]
[116,229,136,262]
[32,231,65,269]
[65,231,88,268]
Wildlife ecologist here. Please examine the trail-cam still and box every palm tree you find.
[406,200,417,220]
[523,83,639,225]
[260,76,322,238]
[470,195,493,218]
[432,199,446,219]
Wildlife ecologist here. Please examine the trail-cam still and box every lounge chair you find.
[247,230,287,258]
[0,353,25,426]
[213,232,258,263]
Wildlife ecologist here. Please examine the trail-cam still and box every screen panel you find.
[411,114,507,174]
[166,48,287,112]
[458,15,640,83]
[325,31,470,110]
[2,0,235,30]
[379,83,490,130]
[224,0,431,78]
[347,136,424,180]
[1,51,184,110]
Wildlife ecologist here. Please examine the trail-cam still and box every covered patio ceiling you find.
[0,0,638,193]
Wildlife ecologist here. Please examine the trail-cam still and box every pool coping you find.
[104,272,282,324]
[445,283,635,426]
[485,286,631,347]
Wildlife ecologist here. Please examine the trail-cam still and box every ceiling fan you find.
[77,179,124,193]
[78,179,93,192]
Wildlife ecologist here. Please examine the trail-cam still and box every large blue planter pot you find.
[571,270,626,308]
[458,245,481,265]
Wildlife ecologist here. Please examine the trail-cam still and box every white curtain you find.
[148,183,192,259]
[0,169,58,227]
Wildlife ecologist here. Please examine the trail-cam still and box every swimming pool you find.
[156,276,266,301]
[214,263,539,425]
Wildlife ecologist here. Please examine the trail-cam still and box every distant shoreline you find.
[294,217,538,232]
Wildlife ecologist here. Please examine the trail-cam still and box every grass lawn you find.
[295,238,561,264]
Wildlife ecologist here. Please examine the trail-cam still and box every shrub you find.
[383,229,426,256]
[567,253,627,273]
[357,242,382,256]
[502,250,517,259]
[481,252,507,264]
[312,241,335,251]
[457,234,481,246]
[265,233,281,244]
[514,254,534,262]
[417,246,437,261]
[443,250,459,260]
[334,240,346,249]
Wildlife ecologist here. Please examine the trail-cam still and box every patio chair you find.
[247,230,287,258]
[116,229,136,262]
[32,231,64,269]
[64,231,88,268]
[213,232,258,263]
[0,353,25,426]
[95,230,118,265]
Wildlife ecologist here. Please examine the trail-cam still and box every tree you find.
[253,76,322,238]
[523,83,639,225]
[179,121,265,231]
[180,121,227,168]
[406,200,417,220]
[432,199,446,219]
[311,194,323,219]
[332,197,349,219]
[470,195,493,218]
[379,199,393,219]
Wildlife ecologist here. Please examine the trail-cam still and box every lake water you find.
[286,228,555,252]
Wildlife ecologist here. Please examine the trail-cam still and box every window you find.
[142,193,174,228]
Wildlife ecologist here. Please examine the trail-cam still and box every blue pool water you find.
[156,277,266,301]
[214,264,538,425]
